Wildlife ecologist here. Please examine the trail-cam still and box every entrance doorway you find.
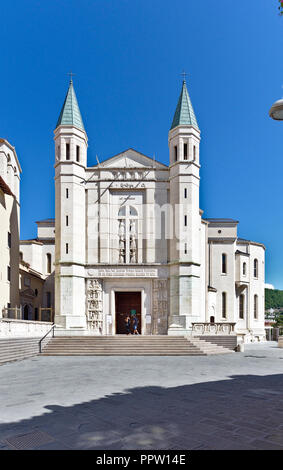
[115,292,141,335]
[23,305,30,320]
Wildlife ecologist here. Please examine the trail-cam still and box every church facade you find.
[52,79,265,342]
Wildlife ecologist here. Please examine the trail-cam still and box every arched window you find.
[118,205,138,263]
[254,295,258,319]
[222,254,227,274]
[254,259,258,278]
[239,294,245,319]
[46,253,52,274]
[222,292,227,318]
[243,262,246,276]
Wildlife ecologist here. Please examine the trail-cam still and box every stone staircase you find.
[41,335,234,356]
[0,337,40,365]
[195,335,237,351]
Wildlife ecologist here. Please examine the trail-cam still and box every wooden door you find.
[115,292,141,334]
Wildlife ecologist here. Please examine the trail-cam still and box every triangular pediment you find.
[95,148,168,169]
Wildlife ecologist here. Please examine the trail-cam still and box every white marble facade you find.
[50,80,266,342]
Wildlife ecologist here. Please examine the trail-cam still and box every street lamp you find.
[269,98,283,120]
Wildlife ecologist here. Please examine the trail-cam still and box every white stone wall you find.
[0,318,52,338]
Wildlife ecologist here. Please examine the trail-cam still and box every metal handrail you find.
[39,324,55,353]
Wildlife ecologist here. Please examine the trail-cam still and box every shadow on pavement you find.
[1,373,283,450]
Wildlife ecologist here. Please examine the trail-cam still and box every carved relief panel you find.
[86,279,103,334]
[151,279,168,335]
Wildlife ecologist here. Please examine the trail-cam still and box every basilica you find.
[18,79,266,342]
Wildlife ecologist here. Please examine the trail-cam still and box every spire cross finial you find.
[181,70,188,82]
[68,71,75,83]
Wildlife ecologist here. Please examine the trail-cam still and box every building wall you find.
[0,141,21,315]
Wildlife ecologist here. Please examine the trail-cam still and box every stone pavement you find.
[0,341,283,450]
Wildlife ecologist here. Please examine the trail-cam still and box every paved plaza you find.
[0,342,283,450]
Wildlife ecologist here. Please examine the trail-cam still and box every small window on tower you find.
[8,232,11,248]
[184,188,187,199]
[193,145,196,160]
[184,243,187,254]
[66,243,69,254]
[58,146,61,159]
[184,143,188,160]
[46,253,52,274]
[184,215,187,226]
[66,188,69,199]
[222,292,227,318]
[76,146,80,162]
[174,146,178,162]
[66,143,70,160]
[222,253,227,274]
[66,215,69,226]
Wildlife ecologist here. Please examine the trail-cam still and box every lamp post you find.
[269,98,283,120]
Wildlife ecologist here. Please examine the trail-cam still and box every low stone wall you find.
[0,318,53,338]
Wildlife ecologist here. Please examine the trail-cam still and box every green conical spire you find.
[56,80,85,131]
[170,80,199,130]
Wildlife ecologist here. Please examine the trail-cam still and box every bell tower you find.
[168,78,202,334]
[54,79,88,329]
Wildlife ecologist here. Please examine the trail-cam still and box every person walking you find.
[132,314,139,335]
[125,314,131,335]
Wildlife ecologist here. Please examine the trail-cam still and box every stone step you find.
[41,335,233,356]
[0,338,41,364]
[41,352,208,356]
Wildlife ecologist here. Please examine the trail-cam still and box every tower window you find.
[254,259,258,278]
[184,243,187,254]
[222,292,227,319]
[76,146,80,162]
[184,143,188,160]
[58,145,61,159]
[174,146,178,162]
[66,188,69,199]
[184,215,187,226]
[46,253,52,274]
[222,253,227,274]
[193,145,196,160]
[184,188,187,199]
[254,295,258,319]
[8,232,11,248]
[239,294,245,319]
[243,262,246,276]
[66,215,69,226]
[7,266,11,282]
[66,243,69,254]
[66,143,70,160]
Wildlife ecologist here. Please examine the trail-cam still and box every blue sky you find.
[1,1,283,288]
